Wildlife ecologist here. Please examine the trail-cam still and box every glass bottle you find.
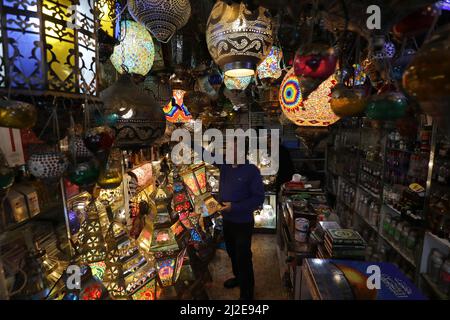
[97,149,123,190]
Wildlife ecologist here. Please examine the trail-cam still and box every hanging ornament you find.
[403,25,450,133]
[128,0,191,43]
[27,152,68,180]
[69,135,93,162]
[110,20,155,76]
[393,5,440,39]
[0,99,37,129]
[366,84,408,120]
[208,72,223,92]
[101,74,166,150]
[97,150,123,190]
[279,68,340,127]
[257,45,283,81]
[68,160,100,188]
[330,84,369,118]
[163,90,192,123]
[206,0,274,77]
[83,126,115,158]
[294,42,337,79]
[382,41,396,59]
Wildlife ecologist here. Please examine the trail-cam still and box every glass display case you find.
[254,192,277,233]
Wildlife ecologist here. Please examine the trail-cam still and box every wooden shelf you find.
[379,232,417,268]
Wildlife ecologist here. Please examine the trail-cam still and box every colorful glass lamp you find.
[110,20,155,76]
[180,163,222,216]
[150,227,187,287]
[224,74,253,91]
[257,45,283,81]
[279,68,340,127]
[163,90,193,123]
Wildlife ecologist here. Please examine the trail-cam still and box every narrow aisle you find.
[206,234,288,300]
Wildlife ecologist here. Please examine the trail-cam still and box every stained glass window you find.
[0,0,115,96]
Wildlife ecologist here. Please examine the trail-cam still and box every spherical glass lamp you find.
[110,20,155,76]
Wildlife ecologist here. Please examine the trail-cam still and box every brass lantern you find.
[206,0,274,77]
[150,226,187,287]
[180,163,222,215]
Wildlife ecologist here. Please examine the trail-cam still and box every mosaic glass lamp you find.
[257,45,283,81]
[279,68,340,127]
[110,20,155,76]
[224,74,253,91]
[163,90,193,123]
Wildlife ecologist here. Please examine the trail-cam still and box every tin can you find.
[295,218,309,233]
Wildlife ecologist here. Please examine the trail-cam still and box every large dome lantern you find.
[206,1,274,78]
[128,0,192,43]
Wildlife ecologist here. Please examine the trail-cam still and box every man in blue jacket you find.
[214,139,265,300]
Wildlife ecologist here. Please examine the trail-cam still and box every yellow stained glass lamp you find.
[110,20,155,76]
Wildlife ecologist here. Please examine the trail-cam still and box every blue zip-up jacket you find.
[216,162,265,224]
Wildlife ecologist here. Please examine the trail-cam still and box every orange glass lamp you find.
[163,90,192,123]
[180,163,222,215]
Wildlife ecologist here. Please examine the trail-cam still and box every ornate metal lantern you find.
[206,0,274,77]
[150,226,187,287]
[0,0,115,97]
[180,163,222,216]
[101,74,166,149]
[128,0,192,43]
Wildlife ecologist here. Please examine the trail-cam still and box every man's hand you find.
[221,202,232,212]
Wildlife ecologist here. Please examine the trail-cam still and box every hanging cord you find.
[37,96,57,142]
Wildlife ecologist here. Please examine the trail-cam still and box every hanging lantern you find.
[101,74,166,150]
[279,68,340,126]
[195,76,220,101]
[206,1,274,77]
[0,100,37,129]
[0,1,115,97]
[208,72,224,92]
[163,90,192,123]
[224,75,253,91]
[366,84,408,120]
[257,45,283,81]
[68,160,100,188]
[382,41,396,59]
[393,5,440,39]
[403,25,450,133]
[83,126,115,157]
[294,42,337,79]
[110,20,155,76]
[128,0,191,43]
[69,136,93,162]
[27,152,68,180]
[180,163,222,216]
[97,150,123,190]
[330,84,369,118]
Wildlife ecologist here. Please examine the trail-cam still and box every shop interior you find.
[0,0,449,300]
